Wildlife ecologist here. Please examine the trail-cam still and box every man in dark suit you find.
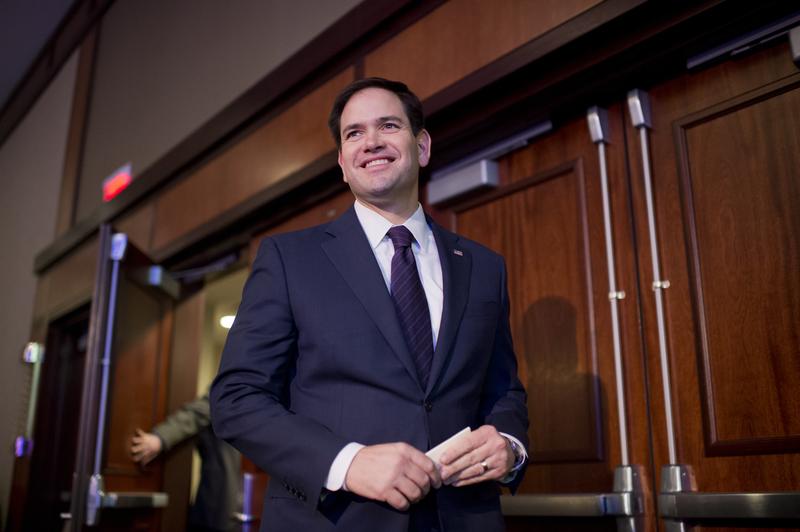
[210,78,528,531]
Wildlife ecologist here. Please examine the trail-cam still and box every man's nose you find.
[363,128,383,150]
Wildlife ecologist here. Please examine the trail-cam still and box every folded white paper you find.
[426,427,471,466]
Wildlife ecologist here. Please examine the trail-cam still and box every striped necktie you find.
[387,225,434,389]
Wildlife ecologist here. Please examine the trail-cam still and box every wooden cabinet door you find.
[625,42,800,531]
[434,106,657,531]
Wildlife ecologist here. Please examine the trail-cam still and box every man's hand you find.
[130,428,162,465]
[439,425,514,487]
[345,443,441,511]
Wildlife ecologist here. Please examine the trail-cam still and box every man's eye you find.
[344,130,361,139]
[383,123,399,130]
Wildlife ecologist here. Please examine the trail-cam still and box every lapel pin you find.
[453,249,463,256]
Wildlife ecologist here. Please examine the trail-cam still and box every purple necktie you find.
[387,226,434,388]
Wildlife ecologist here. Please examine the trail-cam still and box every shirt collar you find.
[353,200,432,251]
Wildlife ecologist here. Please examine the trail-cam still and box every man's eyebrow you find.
[341,115,407,135]
[340,121,363,135]
[377,115,406,124]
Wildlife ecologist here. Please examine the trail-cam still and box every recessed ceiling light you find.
[219,315,235,329]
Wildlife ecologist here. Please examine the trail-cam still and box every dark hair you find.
[328,77,425,150]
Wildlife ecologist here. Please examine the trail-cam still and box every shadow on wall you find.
[521,296,605,464]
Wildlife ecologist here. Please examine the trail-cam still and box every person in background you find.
[131,392,241,532]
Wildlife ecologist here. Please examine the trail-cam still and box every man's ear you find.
[337,150,348,183]
[417,129,432,168]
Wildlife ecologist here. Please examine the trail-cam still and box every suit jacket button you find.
[424,401,433,412]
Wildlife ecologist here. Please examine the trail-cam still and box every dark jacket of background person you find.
[153,394,241,531]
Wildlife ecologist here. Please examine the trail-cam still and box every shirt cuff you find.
[325,442,365,491]
[499,432,528,484]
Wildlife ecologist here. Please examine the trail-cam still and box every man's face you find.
[337,87,431,211]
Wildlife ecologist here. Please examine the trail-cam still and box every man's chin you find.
[355,184,397,201]
[356,194,393,210]
[350,180,416,208]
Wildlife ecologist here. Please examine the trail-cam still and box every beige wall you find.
[76,0,361,222]
[0,51,78,516]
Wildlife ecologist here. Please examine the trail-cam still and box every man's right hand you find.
[344,443,441,511]
[130,428,162,465]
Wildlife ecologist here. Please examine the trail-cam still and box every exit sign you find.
[102,163,132,202]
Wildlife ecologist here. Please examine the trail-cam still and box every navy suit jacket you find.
[210,206,528,531]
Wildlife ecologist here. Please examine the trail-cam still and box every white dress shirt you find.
[325,201,525,491]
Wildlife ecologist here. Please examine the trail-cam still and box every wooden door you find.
[63,226,175,531]
[625,42,800,530]
[436,105,657,531]
[434,37,800,532]
[16,310,90,531]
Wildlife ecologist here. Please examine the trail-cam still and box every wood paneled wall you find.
[115,201,156,256]
[365,0,602,100]
[160,290,206,531]
[248,188,355,261]
[33,236,98,323]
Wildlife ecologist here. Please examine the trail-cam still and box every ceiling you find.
[0,0,76,118]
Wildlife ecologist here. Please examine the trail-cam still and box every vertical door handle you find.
[86,233,129,526]
[586,106,631,466]
[587,108,645,532]
[626,89,679,466]
[15,342,45,457]
[233,472,258,523]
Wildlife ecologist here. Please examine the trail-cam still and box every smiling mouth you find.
[362,158,393,168]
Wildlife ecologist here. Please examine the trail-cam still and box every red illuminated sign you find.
[102,164,133,202]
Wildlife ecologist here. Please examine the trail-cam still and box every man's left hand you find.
[438,425,514,487]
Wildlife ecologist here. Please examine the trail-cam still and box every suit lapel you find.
[427,219,471,395]
[321,207,423,391]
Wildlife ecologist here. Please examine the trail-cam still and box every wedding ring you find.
[480,460,489,473]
